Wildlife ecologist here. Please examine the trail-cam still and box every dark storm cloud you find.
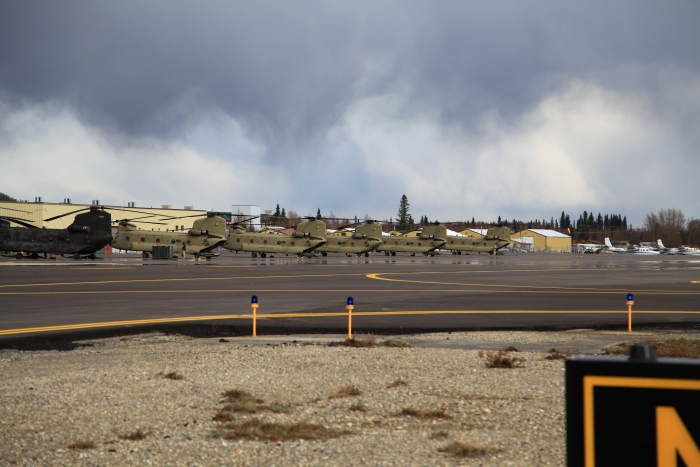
[1,1,698,151]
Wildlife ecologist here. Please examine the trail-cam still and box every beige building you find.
[0,200,208,232]
[458,228,488,238]
[511,229,572,253]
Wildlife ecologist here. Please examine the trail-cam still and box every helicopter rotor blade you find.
[0,216,38,229]
[230,215,260,226]
[0,206,31,214]
[43,207,91,222]
[156,213,211,221]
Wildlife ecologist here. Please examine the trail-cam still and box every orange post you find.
[252,303,258,337]
[627,300,634,332]
[347,304,353,339]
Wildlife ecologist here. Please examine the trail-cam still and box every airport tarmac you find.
[1,251,699,343]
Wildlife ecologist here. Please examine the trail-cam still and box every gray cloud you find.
[1,1,699,223]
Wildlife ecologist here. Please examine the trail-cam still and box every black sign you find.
[566,356,700,467]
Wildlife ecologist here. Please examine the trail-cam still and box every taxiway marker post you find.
[251,295,258,337]
[347,297,354,339]
[626,294,634,332]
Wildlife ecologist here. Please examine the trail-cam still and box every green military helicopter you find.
[443,225,511,255]
[223,218,327,258]
[0,206,113,259]
[111,212,228,258]
[376,223,447,256]
[318,220,383,257]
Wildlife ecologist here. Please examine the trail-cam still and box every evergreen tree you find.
[281,208,286,218]
[565,214,571,229]
[397,194,410,229]
[274,204,281,217]
[471,217,475,228]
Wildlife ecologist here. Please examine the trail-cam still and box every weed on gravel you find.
[117,429,147,441]
[349,403,366,412]
[67,440,95,450]
[545,348,577,360]
[157,371,183,380]
[331,384,362,398]
[479,350,526,368]
[605,339,700,359]
[399,406,452,420]
[387,378,408,388]
[430,430,449,439]
[439,441,493,458]
[329,337,409,348]
[216,389,290,415]
[216,418,345,442]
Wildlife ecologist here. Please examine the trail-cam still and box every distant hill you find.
[0,192,17,202]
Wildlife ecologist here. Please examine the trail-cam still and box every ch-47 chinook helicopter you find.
[111,212,228,258]
[0,206,113,259]
[318,220,383,257]
[223,218,327,258]
[444,225,511,255]
[376,223,447,256]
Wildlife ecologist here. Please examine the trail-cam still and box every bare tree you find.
[643,208,686,247]
[687,219,700,247]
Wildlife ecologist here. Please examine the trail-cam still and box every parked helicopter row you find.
[1,206,511,259]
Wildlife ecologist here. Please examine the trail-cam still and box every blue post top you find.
[347,296,354,306]
[252,295,258,304]
[627,293,633,301]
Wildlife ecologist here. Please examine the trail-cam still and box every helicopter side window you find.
[126,236,130,241]
[236,238,240,243]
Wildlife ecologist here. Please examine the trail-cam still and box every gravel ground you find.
[1,330,695,466]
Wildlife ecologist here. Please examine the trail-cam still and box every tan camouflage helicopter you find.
[318,220,383,257]
[444,225,511,255]
[223,218,327,258]
[111,212,228,258]
[376,223,447,256]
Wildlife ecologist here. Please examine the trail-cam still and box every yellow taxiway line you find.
[1,289,699,296]
[1,309,699,336]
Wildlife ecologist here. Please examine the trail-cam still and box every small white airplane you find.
[679,246,700,255]
[656,240,680,255]
[604,238,660,255]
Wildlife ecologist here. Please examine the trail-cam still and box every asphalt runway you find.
[1,251,699,342]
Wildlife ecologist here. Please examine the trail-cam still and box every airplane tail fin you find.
[604,237,613,248]
[657,239,665,249]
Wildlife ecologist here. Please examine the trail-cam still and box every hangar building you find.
[510,229,571,252]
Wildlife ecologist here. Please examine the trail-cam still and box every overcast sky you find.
[1,1,698,225]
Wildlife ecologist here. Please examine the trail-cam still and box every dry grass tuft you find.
[479,350,526,369]
[329,337,409,348]
[349,403,366,412]
[117,429,147,441]
[439,441,492,458]
[215,389,290,417]
[157,371,183,380]
[399,406,452,420]
[430,430,449,439]
[605,339,700,359]
[387,378,408,388]
[68,440,95,450]
[545,348,577,360]
[383,339,410,348]
[503,346,520,352]
[218,418,344,442]
[332,384,362,398]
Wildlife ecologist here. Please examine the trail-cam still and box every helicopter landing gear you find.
[452,251,457,255]
[30,253,39,259]
[457,251,462,255]
[142,252,150,258]
[74,253,80,260]
[89,254,96,260]
[321,252,327,257]
[391,251,396,256]
[261,253,266,258]
[252,253,258,258]
[365,252,369,257]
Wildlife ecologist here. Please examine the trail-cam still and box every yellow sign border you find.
[583,375,700,467]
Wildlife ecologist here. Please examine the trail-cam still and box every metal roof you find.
[523,229,570,238]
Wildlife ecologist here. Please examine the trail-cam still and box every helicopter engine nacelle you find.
[68,225,91,233]
[352,232,367,240]
[188,229,209,236]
